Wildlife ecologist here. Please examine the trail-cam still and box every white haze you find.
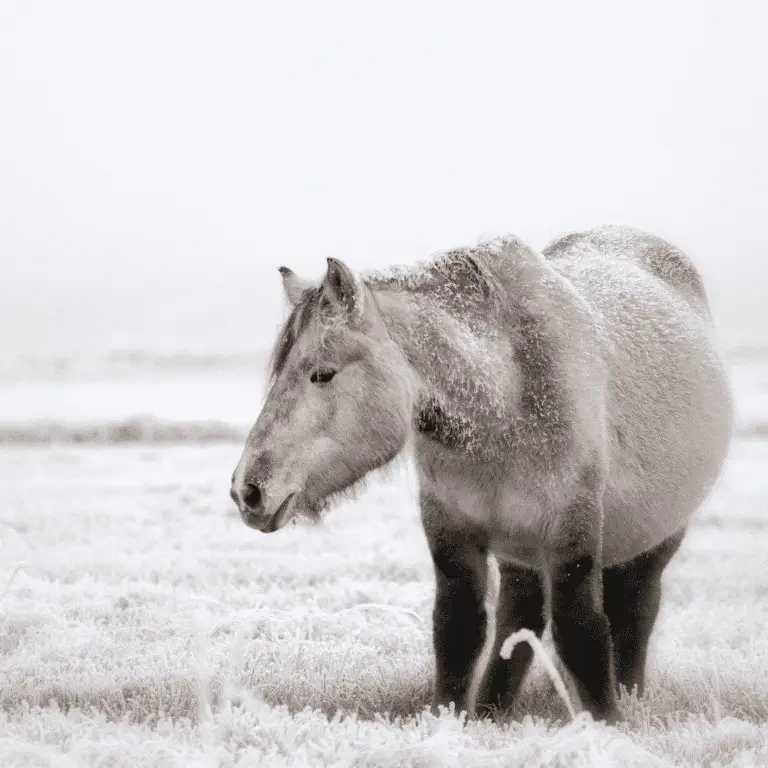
[1,0,767,357]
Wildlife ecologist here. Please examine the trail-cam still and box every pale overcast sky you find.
[1,1,766,355]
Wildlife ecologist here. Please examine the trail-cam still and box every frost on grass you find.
[1,440,768,765]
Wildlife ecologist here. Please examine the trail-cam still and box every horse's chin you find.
[291,469,379,527]
[276,491,328,527]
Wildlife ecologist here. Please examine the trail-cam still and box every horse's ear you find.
[323,257,364,316]
[279,266,313,306]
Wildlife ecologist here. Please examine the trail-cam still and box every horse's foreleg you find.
[550,548,618,722]
[421,493,489,717]
[476,562,545,714]
[603,528,685,696]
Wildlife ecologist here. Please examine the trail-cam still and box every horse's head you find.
[231,258,417,532]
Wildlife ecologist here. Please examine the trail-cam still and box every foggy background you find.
[2,0,767,360]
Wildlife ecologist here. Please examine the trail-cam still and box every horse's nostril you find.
[242,482,262,509]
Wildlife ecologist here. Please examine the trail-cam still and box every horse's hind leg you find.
[476,562,545,714]
[602,528,686,696]
[421,493,490,716]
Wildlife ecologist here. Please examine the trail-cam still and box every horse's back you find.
[541,226,732,565]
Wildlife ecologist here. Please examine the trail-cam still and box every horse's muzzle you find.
[238,493,296,533]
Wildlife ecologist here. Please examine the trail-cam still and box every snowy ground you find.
[0,356,766,766]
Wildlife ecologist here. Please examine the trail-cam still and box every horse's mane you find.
[366,243,503,305]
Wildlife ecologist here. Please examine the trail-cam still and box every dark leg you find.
[477,562,546,713]
[421,493,489,715]
[550,554,619,722]
[603,529,686,696]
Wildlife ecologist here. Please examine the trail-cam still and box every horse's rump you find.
[543,225,710,311]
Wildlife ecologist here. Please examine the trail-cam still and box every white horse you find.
[231,226,732,722]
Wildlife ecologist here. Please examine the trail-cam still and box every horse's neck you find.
[372,286,513,452]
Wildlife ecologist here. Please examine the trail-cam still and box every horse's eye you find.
[310,369,336,384]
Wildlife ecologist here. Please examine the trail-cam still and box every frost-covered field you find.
[0,357,767,766]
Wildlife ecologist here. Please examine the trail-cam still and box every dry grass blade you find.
[500,628,578,720]
[0,561,30,608]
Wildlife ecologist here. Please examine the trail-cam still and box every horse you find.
[230,226,732,722]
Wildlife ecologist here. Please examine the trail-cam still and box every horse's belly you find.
[601,370,732,566]
[602,476,711,566]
